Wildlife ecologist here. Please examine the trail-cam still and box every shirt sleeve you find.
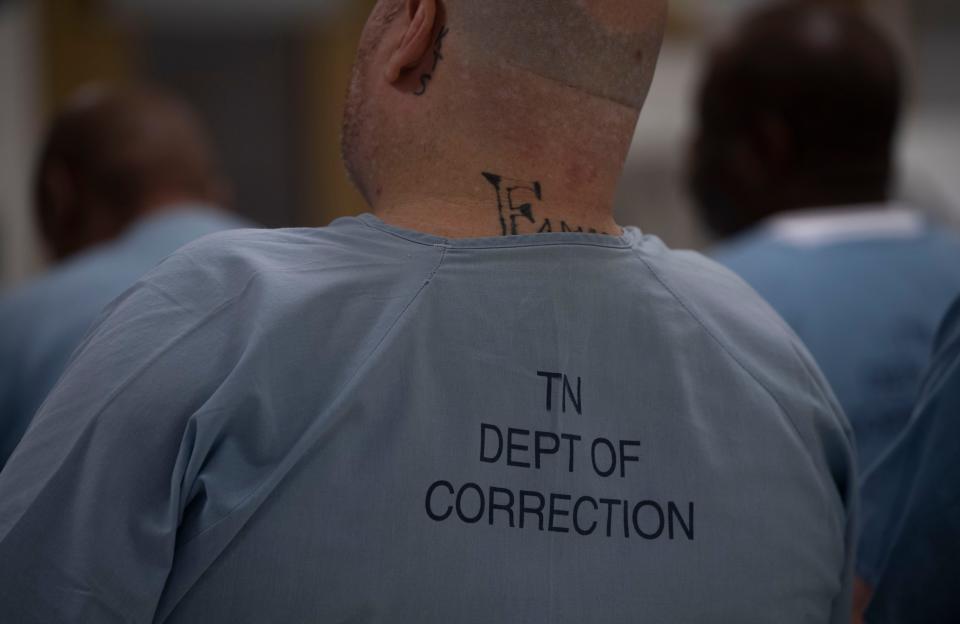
[859,299,960,623]
[0,252,242,623]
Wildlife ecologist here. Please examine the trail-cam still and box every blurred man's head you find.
[341,0,667,225]
[34,85,229,261]
[690,1,904,239]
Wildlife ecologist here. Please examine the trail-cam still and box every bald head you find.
[690,1,903,237]
[35,85,227,260]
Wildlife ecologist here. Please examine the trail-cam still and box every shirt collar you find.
[766,203,926,248]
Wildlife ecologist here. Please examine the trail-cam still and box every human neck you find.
[370,142,627,239]
[363,57,642,238]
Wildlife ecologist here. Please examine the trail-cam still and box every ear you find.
[384,0,439,83]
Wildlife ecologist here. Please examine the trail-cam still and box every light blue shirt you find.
[0,215,855,623]
[0,207,246,467]
[859,297,960,623]
[712,207,960,475]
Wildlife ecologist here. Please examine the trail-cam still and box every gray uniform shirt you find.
[0,207,246,468]
[0,214,856,623]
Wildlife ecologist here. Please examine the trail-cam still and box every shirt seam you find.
[634,254,808,435]
[175,244,449,548]
[632,251,852,606]
[57,274,261,426]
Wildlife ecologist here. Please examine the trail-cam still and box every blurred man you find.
[856,297,960,622]
[0,2,855,622]
[0,85,244,468]
[691,2,960,477]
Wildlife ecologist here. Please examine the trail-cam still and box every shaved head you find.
[452,0,666,109]
[343,0,667,226]
[35,85,227,260]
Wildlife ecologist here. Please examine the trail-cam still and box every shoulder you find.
[632,236,855,521]
[162,216,428,273]
[633,235,805,365]
[632,236,851,452]
[129,217,440,316]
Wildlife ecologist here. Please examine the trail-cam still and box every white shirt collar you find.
[766,203,926,248]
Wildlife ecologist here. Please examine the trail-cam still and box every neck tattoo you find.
[481,171,610,236]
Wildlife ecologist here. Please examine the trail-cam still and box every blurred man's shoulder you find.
[709,226,807,282]
[0,244,130,331]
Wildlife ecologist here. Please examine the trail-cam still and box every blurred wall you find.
[0,0,133,289]
[900,0,960,228]
[614,38,709,249]
[0,0,41,285]
[141,30,307,228]
[39,0,133,107]
[302,0,375,227]
[113,0,374,227]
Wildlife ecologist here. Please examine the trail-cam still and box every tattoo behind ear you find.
[414,26,450,97]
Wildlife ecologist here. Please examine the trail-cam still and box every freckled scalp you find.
[449,0,666,109]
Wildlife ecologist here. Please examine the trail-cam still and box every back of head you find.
[450,0,665,110]
[342,0,667,233]
[691,0,904,238]
[35,85,227,261]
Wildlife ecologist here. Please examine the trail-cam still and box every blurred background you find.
[0,0,958,288]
